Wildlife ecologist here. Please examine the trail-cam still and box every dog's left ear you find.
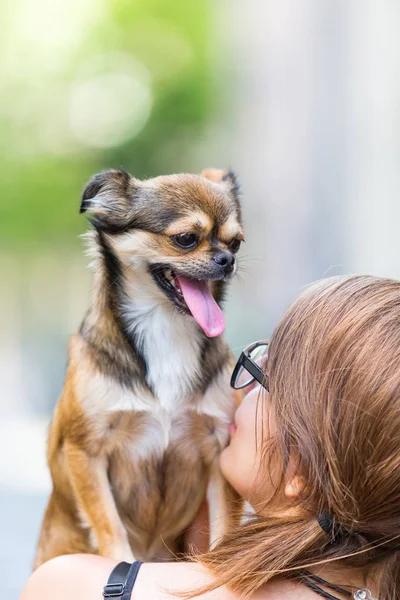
[80,169,140,231]
[200,168,240,203]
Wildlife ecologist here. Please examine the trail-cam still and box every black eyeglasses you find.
[230,341,269,391]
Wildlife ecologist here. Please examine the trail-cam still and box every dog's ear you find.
[200,168,240,203]
[80,169,140,231]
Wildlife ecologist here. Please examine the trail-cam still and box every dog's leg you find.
[207,462,241,549]
[64,440,134,561]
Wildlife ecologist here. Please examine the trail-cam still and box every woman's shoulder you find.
[135,561,237,599]
[139,562,316,600]
[19,555,312,600]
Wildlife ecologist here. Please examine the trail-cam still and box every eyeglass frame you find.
[230,340,269,391]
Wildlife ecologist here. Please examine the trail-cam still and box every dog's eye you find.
[228,239,241,253]
[172,233,199,249]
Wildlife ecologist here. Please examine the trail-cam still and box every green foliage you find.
[0,0,213,245]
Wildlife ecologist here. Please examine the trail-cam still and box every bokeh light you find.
[69,62,152,149]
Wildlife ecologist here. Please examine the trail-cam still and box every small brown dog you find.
[34,168,243,568]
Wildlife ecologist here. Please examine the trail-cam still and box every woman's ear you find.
[284,475,305,499]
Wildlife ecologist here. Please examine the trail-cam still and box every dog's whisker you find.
[236,266,251,277]
[239,253,266,260]
[237,258,265,266]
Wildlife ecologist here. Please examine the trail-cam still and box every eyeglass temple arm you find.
[242,355,267,385]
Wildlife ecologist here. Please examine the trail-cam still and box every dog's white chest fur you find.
[80,304,205,414]
[117,265,205,410]
[132,304,202,410]
[78,309,233,455]
[78,267,234,458]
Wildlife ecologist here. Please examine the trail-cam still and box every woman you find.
[20,275,400,600]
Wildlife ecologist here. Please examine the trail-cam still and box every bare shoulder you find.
[19,555,309,600]
[136,561,238,599]
[20,556,234,600]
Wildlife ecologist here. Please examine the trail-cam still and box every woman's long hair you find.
[197,275,400,599]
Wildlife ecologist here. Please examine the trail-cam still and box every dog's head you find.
[81,168,243,338]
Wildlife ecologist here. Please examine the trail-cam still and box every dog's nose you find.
[213,252,235,274]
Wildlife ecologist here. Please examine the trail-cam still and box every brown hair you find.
[198,275,400,599]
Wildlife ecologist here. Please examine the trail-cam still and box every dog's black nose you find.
[213,252,235,274]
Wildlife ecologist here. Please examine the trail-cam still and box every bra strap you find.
[103,561,143,600]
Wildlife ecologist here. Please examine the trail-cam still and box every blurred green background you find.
[2,1,400,597]
[0,0,217,246]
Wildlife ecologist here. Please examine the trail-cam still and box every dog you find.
[34,167,244,568]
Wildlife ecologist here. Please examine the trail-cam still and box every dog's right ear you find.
[80,169,139,230]
[201,168,240,204]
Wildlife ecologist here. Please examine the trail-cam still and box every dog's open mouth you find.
[151,267,225,338]
[152,267,188,312]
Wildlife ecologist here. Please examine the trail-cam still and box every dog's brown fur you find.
[34,168,243,568]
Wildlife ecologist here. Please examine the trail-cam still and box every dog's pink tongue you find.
[176,275,225,338]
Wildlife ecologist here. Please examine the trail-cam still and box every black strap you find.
[299,570,353,599]
[301,570,352,597]
[103,561,143,599]
[300,577,343,600]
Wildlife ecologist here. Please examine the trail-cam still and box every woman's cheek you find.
[220,426,259,499]
[219,387,267,500]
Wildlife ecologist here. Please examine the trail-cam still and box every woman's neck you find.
[307,564,379,599]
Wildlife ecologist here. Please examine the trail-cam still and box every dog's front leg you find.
[64,440,134,561]
[207,461,240,549]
